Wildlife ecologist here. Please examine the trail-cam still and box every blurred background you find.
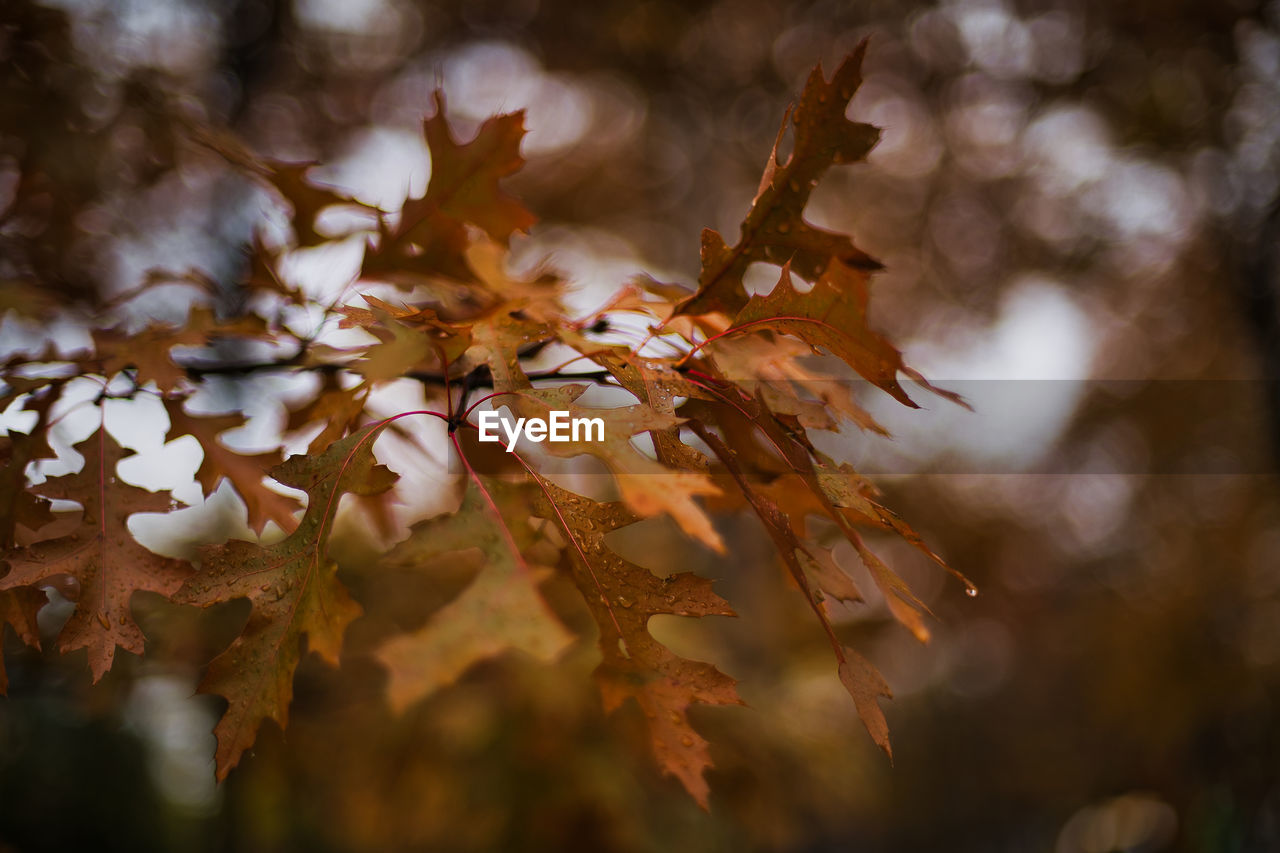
[3,0,1280,850]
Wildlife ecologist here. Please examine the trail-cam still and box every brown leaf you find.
[838,646,894,759]
[285,373,370,454]
[340,295,472,365]
[375,465,572,712]
[242,234,307,305]
[0,386,61,548]
[710,261,964,410]
[353,315,437,383]
[699,334,887,434]
[0,428,191,680]
[419,95,536,243]
[362,92,535,286]
[162,398,302,535]
[175,423,396,779]
[530,477,741,809]
[798,547,863,606]
[263,160,376,248]
[674,41,881,318]
[0,587,44,695]
[590,351,715,472]
[91,322,206,392]
[689,418,904,753]
[497,384,724,551]
[816,465,974,593]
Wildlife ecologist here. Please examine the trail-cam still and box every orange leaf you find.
[531,477,741,809]
[675,41,881,318]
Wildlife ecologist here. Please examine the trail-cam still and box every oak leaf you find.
[688,414,901,756]
[0,428,191,680]
[285,373,370,454]
[263,160,376,248]
[675,41,881,318]
[90,322,206,392]
[362,93,535,286]
[709,261,964,410]
[375,468,573,712]
[496,384,724,551]
[838,646,894,758]
[175,423,396,779]
[0,586,43,694]
[162,398,302,535]
[0,386,60,548]
[530,477,741,808]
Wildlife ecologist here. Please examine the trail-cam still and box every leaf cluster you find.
[0,42,969,808]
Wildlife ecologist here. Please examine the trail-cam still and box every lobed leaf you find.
[175,423,396,779]
[375,464,572,712]
[529,477,741,809]
[0,428,191,681]
[675,40,882,318]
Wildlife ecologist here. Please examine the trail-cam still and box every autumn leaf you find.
[175,423,397,779]
[464,236,564,322]
[90,322,207,392]
[687,415,903,756]
[815,464,972,594]
[162,398,301,535]
[362,92,535,286]
[242,233,308,306]
[0,385,60,549]
[263,161,377,248]
[351,313,437,383]
[0,428,191,680]
[530,477,741,808]
[493,384,725,551]
[589,350,716,472]
[838,646,894,758]
[88,304,274,393]
[0,586,44,694]
[285,373,370,454]
[418,94,537,242]
[339,295,473,367]
[675,41,881,319]
[375,455,572,712]
[704,261,965,409]
[798,546,863,606]
[0,42,977,808]
[694,333,887,435]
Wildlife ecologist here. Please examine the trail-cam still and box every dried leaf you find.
[675,42,881,318]
[838,646,894,759]
[0,586,44,694]
[716,261,964,409]
[175,423,396,778]
[530,477,741,808]
[263,161,376,248]
[362,92,535,286]
[163,398,301,534]
[375,469,572,712]
[0,428,191,680]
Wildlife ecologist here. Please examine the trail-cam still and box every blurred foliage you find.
[3,0,1280,851]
